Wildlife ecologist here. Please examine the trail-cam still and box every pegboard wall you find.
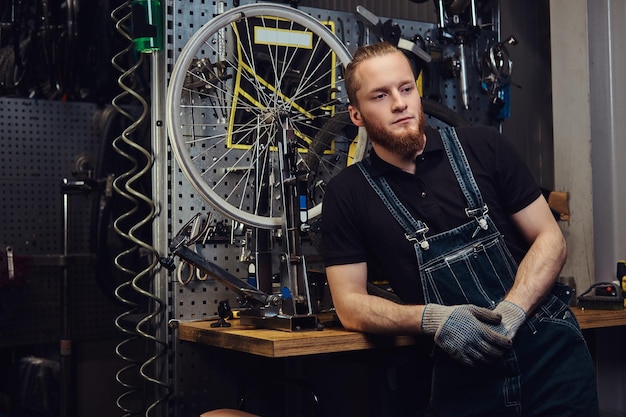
[0,99,98,253]
[0,97,123,346]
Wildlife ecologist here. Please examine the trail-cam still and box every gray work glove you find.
[492,300,526,340]
[422,304,513,367]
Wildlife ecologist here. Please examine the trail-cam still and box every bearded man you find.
[321,42,599,417]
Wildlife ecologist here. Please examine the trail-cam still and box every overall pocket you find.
[420,233,517,306]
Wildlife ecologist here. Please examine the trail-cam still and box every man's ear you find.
[348,105,364,127]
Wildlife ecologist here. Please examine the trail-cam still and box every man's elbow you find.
[333,306,364,332]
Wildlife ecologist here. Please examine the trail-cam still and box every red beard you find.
[363,109,427,160]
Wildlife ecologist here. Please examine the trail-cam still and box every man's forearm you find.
[505,230,567,314]
[334,291,425,335]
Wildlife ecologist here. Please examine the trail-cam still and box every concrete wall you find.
[550,0,595,290]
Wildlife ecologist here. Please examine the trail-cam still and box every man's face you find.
[348,52,426,160]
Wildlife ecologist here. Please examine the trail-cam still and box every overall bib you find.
[357,128,599,417]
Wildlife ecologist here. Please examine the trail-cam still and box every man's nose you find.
[391,91,408,111]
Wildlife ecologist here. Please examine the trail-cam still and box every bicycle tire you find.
[166,3,355,229]
[422,97,472,127]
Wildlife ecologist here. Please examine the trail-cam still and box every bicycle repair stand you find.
[160,120,321,332]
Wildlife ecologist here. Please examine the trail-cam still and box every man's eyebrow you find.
[366,80,415,94]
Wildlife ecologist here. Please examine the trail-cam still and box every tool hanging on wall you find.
[0,246,31,289]
[434,0,478,110]
[480,34,518,120]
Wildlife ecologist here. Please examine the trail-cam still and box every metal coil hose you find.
[110,1,169,415]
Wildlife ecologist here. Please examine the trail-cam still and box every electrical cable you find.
[110,1,170,415]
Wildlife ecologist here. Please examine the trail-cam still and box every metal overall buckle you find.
[466,204,489,237]
[405,225,430,250]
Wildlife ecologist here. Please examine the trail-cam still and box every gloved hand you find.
[492,300,526,340]
[422,304,513,367]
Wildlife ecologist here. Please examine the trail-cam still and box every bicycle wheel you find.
[166,3,355,229]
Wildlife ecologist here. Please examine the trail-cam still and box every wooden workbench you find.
[178,307,626,358]
[572,306,626,329]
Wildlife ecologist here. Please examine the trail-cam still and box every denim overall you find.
[357,128,599,417]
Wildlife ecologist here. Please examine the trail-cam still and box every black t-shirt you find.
[321,126,542,304]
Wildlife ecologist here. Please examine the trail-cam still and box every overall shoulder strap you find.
[356,160,430,248]
[439,127,487,218]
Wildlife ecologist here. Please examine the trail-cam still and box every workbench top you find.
[572,306,626,329]
[177,307,626,358]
